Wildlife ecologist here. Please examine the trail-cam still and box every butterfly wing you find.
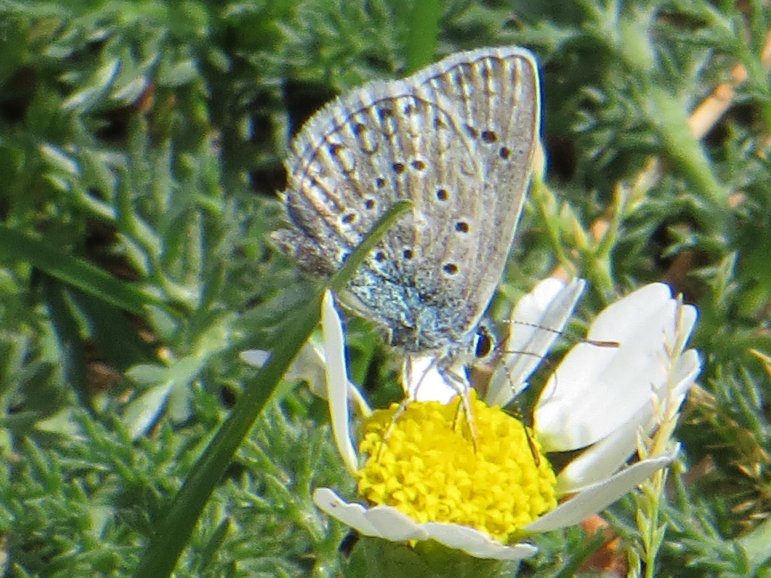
[275,47,539,352]
[409,47,540,339]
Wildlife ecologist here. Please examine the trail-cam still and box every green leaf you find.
[0,225,166,315]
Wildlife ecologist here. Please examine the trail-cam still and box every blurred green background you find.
[0,1,768,577]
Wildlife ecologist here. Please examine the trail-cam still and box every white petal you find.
[321,292,358,473]
[366,506,429,541]
[535,283,697,451]
[240,342,371,416]
[403,356,466,403]
[313,488,429,540]
[313,489,537,560]
[422,523,538,560]
[557,411,651,493]
[313,488,382,537]
[241,344,325,392]
[557,349,701,490]
[524,450,677,533]
[487,279,585,406]
[295,340,372,418]
[241,342,324,385]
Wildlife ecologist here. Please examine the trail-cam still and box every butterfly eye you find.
[473,325,495,359]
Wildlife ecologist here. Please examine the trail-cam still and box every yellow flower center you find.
[356,391,558,543]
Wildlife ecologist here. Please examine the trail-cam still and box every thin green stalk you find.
[330,201,411,290]
[641,469,668,578]
[632,299,692,578]
[405,0,441,72]
[132,201,411,578]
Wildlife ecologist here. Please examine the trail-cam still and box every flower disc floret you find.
[356,392,557,543]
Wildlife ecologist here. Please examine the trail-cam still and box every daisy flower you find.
[314,279,700,560]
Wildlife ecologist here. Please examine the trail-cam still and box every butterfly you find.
[274,47,540,378]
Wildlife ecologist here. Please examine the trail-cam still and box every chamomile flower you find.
[314,280,700,560]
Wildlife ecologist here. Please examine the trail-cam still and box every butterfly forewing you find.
[275,47,540,354]
[412,49,539,329]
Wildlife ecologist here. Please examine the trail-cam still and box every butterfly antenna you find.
[502,319,621,348]
[495,349,545,466]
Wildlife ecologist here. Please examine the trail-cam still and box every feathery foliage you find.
[0,1,768,576]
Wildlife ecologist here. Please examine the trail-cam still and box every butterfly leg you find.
[439,365,479,452]
[372,356,438,462]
